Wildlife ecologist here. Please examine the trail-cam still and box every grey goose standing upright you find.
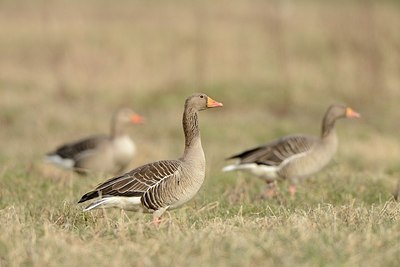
[78,93,223,224]
[222,104,360,197]
[46,108,143,175]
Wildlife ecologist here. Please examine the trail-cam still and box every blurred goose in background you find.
[78,93,223,224]
[223,104,360,198]
[45,108,143,175]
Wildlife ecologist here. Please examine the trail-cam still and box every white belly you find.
[112,136,136,165]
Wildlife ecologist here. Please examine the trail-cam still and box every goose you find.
[222,104,360,198]
[45,108,143,175]
[78,93,223,224]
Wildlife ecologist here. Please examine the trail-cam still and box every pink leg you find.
[289,184,297,198]
[153,216,162,226]
[262,181,277,199]
[152,207,167,226]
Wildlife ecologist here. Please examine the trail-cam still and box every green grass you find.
[1,0,400,266]
[1,167,400,267]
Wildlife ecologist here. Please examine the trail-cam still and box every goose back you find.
[228,135,317,166]
[49,135,108,161]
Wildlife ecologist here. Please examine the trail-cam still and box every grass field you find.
[1,0,400,266]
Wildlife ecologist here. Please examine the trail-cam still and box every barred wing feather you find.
[228,135,317,166]
[78,160,181,202]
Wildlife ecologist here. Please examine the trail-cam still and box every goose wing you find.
[48,135,108,161]
[227,135,317,166]
[78,159,181,203]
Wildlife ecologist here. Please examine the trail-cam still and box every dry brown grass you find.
[1,0,400,266]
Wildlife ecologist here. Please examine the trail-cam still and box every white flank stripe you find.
[222,165,239,172]
[83,196,142,212]
[222,163,280,181]
[44,155,75,170]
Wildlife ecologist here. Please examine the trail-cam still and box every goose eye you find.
[200,95,204,99]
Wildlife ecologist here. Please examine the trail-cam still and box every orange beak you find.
[207,97,223,108]
[131,114,144,124]
[346,107,360,118]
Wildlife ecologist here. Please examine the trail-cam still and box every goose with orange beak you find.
[46,108,144,175]
[223,104,360,198]
[79,93,223,224]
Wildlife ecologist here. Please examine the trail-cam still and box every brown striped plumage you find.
[78,93,223,223]
[223,104,360,197]
[228,135,317,166]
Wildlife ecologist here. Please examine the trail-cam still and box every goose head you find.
[114,108,144,126]
[325,104,360,121]
[322,104,360,136]
[185,93,223,111]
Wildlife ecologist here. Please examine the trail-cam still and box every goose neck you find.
[182,107,202,155]
[111,118,125,139]
[321,116,337,139]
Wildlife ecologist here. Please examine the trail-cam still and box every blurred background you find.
[1,0,399,188]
